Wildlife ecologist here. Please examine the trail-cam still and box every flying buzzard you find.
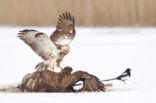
[18,12,75,71]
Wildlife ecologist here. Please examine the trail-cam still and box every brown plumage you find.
[18,12,76,71]
[18,67,105,92]
[51,12,75,46]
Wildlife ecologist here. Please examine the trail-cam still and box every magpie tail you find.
[100,78,117,82]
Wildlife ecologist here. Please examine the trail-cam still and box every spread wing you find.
[18,29,58,60]
[50,12,76,46]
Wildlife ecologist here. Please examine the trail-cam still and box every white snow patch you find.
[0,26,156,103]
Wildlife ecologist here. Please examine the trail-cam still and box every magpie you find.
[101,68,131,83]
[116,68,131,82]
[65,78,86,91]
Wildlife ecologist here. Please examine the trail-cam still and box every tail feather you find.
[100,78,117,82]
[35,62,49,71]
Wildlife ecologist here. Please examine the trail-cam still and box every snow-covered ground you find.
[0,27,156,103]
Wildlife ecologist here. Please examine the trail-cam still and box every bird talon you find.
[58,66,64,71]
[61,67,64,70]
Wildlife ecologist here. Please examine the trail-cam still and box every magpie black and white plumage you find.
[116,68,131,82]
[101,68,131,83]
[47,78,87,92]
[65,78,86,91]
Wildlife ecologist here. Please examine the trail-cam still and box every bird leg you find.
[49,59,56,71]
[57,59,64,70]
[122,81,126,84]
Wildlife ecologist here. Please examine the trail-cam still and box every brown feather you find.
[19,67,105,92]
[50,12,76,46]
[18,29,57,60]
[35,32,44,37]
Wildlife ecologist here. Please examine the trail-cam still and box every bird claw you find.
[58,66,64,71]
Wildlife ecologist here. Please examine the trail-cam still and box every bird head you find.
[125,68,131,75]
[61,66,73,75]
[126,68,131,72]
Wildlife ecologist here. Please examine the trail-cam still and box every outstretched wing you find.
[18,29,58,60]
[50,12,76,46]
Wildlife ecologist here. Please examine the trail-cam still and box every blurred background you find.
[0,0,156,26]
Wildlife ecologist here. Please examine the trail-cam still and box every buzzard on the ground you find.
[18,12,75,71]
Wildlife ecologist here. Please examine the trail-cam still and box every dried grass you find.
[0,0,156,26]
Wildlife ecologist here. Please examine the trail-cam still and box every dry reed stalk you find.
[0,0,155,26]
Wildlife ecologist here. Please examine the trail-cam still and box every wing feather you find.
[18,29,58,60]
[50,12,76,46]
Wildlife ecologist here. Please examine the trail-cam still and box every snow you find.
[0,26,156,103]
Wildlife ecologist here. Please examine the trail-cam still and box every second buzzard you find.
[18,12,76,71]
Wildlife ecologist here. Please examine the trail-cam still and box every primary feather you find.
[50,12,76,46]
[18,29,59,60]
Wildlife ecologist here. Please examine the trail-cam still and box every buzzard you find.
[18,12,75,71]
[18,67,105,92]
